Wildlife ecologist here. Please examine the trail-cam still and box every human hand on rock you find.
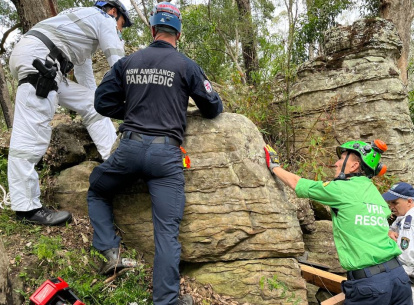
[264,144,280,174]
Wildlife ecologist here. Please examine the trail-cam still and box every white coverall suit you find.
[8,7,124,211]
[390,207,414,302]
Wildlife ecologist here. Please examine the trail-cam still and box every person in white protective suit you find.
[8,0,132,225]
[383,182,414,303]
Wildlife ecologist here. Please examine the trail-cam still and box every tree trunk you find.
[379,0,414,85]
[235,0,259,85]
[306,0,315,60]
[0,63,14,129]
[10,0,58,33]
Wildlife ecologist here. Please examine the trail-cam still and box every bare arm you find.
[272,166,301,190]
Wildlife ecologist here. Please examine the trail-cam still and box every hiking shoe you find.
[99,248,137,275]
[177,295,194,305]
[16,207,72,226]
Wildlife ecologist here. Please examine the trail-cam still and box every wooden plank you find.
[299,263,346,294]
[321,293,345,305]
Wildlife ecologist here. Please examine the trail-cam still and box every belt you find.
[121,131,180,147]
[26,30,74,75]
[347,257,401,280]
[18,73,58,91]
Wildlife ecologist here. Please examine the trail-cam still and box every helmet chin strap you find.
[334,151,364,181]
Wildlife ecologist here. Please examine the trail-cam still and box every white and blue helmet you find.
[149,2,182,34]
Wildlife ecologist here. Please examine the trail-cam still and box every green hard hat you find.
[336,139,388,177]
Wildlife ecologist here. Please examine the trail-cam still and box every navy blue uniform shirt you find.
[95,40,223,144]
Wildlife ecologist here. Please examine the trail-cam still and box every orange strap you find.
[180,146,191,168]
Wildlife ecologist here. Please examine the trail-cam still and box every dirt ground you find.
[1,210,245,305]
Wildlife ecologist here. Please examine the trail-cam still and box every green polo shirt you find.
[295,176,401,270]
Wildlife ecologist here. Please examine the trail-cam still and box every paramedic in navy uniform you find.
[87,2,223,305]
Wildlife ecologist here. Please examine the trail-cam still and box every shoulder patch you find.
[401,237,410,250]
[323,181,331,187]
[404,215,412,229]
[204,80,212,93]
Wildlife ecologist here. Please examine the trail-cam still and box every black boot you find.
[99,248,137,275]
[16,207,72,226]
[177,295,194,305]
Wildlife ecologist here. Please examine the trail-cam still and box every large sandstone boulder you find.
[291,18,414,183]
[52,112,308,304]
[113,112,304,262]
[53,161,100,215]
[302,221,345,274]
[285,187,316,233]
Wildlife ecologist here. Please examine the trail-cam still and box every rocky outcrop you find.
[291,18,414,183]
[303,221,345,274]
[53,161,100,216]
[44,121,101,172]
[285,187,316,233]
[182,258,307,305]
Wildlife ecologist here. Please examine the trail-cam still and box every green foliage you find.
[178,0,277,83]
[0,209,152,305]
[266,274,287,295]
[253,30,288,83]
[0,0,18,28]
[294,0,354,62]
[359,0,381,17]
[296,135,334,181]
[14,254,22,266]
[372,174,399,195]
[0,154,8,189]
[223,80,281,136]
[118,0,154,48]
[0,207,42,235]
[259,274,301,304]
[57,0,95,11]
[0,0,19,59]
[179,2,236,82]
[34,235,63,260]
[54,258,152,305]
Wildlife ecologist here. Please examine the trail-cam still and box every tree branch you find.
[0,23,21,55]
[216,27,246,84]
[207,0,246,84]
[130,0,149,28]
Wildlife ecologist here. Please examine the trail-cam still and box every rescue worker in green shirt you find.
[264,140,412,305]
